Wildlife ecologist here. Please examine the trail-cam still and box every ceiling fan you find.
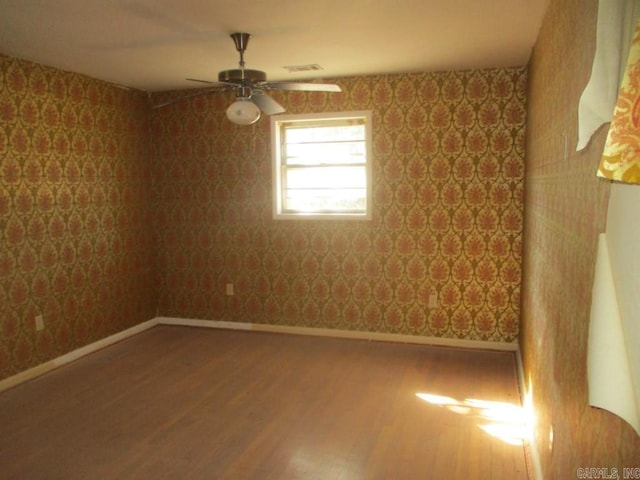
[154,32,342,125]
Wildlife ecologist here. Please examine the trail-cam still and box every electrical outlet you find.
[428,294,438,308]
[35,315,44,331]
[226,283,234,296]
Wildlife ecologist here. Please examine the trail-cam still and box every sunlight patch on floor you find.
[416,393,532,446]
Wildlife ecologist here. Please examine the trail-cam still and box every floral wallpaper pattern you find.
[1,50,526,381]
[0,55,156,380]
[599,16,640,184]
[151,68,526,343]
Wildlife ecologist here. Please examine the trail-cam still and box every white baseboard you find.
[157,316,519,352]
[0,319,158,393]
[516,348,543,480]
[1,316,519,396]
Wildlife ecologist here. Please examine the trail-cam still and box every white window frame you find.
[271,110,373,220]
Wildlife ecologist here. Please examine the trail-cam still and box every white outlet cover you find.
[428,294,438,308]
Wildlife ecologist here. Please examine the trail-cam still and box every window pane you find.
[285,141,366,166]
[286,124,365,144]
[285,166,366,189]
[285,188,367,212]
[272,111,372,219]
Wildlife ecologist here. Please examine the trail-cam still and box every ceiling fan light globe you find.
[226,98,261,125]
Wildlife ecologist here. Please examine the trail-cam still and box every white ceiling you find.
[0,0,548,92]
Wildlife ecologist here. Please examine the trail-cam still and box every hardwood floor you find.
[0,326,529,479]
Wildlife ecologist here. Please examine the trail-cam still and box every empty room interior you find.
[1,0,640,478]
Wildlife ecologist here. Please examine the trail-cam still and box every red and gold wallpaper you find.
[151,68,527,343]
[1,50,526,381]
[522,0,640,475]
[0,55,156,380]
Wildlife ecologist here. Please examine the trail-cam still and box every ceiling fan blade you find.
[186,78,217,84]
[250,91,286,115]
[186,78,238,88]
[263,82,342,92]
[152,88,222,109]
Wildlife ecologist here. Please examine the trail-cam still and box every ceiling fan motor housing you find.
[218,69,267,84]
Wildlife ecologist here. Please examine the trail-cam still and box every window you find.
[271,111,372,220]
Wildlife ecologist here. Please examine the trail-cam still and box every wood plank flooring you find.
[0,326,529,479]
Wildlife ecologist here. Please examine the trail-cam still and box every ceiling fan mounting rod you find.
[231,32,251,70]
[239,51,245,70]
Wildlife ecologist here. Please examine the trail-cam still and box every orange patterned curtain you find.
[599,17,640,183]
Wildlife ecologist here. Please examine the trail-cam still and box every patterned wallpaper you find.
[151,68,527,343]
[522,0,640,475]
[0,55,156,380]
[1,51,525,381]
